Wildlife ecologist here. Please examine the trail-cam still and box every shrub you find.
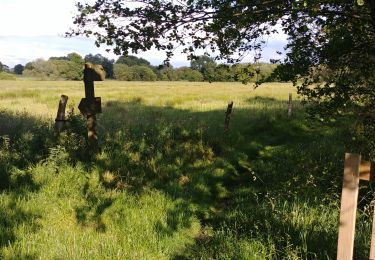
[132,65,157,81]
[174,67,204,81]
[0,72,16,80]
[22,59,83,80]
[113,64,134,81]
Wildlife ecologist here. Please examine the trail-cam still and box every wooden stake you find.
[54,95,68,134]
[79,63,105,152]
[288,93,292,118]
[366,161,375,259]
[86,114,98,151]
[337,153,361,260]
[224,101,234,132]
[370,200,375,260]
[359,160,374,181]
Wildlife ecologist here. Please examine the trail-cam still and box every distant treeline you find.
[1,53,279,82]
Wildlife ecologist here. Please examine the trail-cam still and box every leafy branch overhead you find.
[69,1,375,58]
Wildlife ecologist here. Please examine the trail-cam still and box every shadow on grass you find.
[0,99,364,258]
[0,109,54,191]
[0,110,52,256]
[75,184,114,232]
[0,194,41,249]
[89,100,356,258]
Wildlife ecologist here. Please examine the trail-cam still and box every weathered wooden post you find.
[337,153,375,259]
[54,95,68,134]
[78,63,105,152]
[224,101,234,133]
[288,93,292,118]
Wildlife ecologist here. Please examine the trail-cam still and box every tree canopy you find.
[13,64,24,75]
[69,0,375,114]
[116,55,151,67]
[85,53,115,78]
[190,55,217,81]
[23,53,84,80]
[69,0,375,153]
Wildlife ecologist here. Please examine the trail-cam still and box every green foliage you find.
[211,64,235,82]
[67,52,84,65]
[23,57,83,80]
[113,64,157,81]
[85,53,114,78]
[0,82,372,258]
[18,52,276,82]
[113,63,133,80]
[0,62,10,73]
[0,72,16,80]
[69,0,375,155]
[116,55,151,67]
[206,63,278,83]
[13,64,24,75]
[132,65,157,81]
[156,65,178,81]
[172,67,204,82]
[190,55,217,81]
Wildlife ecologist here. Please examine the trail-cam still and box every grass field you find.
[0,80,372,259]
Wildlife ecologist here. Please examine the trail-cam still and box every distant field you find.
[0,80,297,117]
[0,80,370,259]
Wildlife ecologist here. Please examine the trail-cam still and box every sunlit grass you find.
[0,80,369,259]
[0,80,297,116]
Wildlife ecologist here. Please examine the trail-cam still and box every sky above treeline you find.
[0,0,287,68]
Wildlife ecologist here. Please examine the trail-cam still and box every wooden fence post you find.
[370,200,375,260]
[78,63,105,152]
[54,95,68,134]
[288,93,292,118]
[361,160,375,259]
[337,154,375,259]
[224,101,234,133]
[337,153,361,260]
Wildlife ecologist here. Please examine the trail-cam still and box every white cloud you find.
[0,35,192,67]
[0,0,287,67]
[0,0,79,36]
[0,35,117,66]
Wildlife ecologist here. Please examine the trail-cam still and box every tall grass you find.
[0,80,371,259]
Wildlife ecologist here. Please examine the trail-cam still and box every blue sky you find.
[0,0,287,68]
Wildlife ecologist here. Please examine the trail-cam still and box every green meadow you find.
[0,80,372,259]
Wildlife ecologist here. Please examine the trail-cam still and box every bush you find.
[132,65,157,81]
[22,59,83,80]
[113,64,134,81]
[156,65,178,81]
[0,72,16,80]
[174,67,204,81]
[114,64,157,81]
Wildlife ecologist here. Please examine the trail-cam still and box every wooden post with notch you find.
[337,153,375,259]
[288,93,292,118]
[54,95,68,134]
[224,101,233,133]
[78,63,105,152]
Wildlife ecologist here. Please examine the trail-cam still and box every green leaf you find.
[357,0,364,6]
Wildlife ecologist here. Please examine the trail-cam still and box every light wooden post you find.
[224,101,233,133]
[288,93,292,118]
[361,160,375,259]
[337,153,361,260]
[370,202,375,260]
[54,95,68,134]
[337,154,375,259]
